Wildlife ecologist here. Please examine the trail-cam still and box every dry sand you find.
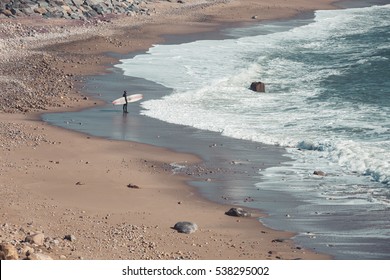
[0,0,338,260]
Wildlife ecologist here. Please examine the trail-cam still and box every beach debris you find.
[271,238,285,243]
[252,15,258,19]
[250,81,265,93]
[127,183,140,189]
[25,233,45,246]
[225,207,251,217]
[0,243,18,260]
[244,196,254,202]
[173,221,198,234]
[64,234,77,242]
[313,170,326,176]
[75,181,85,186]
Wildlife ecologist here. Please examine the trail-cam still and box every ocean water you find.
[42,4,390,259]
[116,5,390,259]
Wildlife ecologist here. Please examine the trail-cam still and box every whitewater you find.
[43,4,390,259]
[116,5,390,259]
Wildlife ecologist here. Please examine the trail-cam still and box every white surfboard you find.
[112,94,143,105]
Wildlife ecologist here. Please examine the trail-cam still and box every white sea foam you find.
[117,5,390,199]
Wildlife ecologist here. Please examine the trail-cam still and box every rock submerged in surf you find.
[313,170,326,176]
[173,222,198,234]
[225,207,251,217]
[249,81,265,92]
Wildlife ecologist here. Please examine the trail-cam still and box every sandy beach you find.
[0,0,341,260]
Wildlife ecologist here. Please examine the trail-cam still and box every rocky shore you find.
[0,0,156,20]
[0,1,159,113]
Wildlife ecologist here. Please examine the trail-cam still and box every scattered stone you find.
[127,183,140,189]
[225,207,251,217]
[64,234,76,242]
[271,238,284,243]
[244,196,254,202]
[0,243,19,260]
[51,239,60,246]
[25,233,45,246]
[173,221,198,234]
[75,181,85,185]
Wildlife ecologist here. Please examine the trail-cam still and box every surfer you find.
[122,90,128,113]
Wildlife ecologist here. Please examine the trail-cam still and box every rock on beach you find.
[0,243,19,260]
[173,221,198,234]
[225,207,251,217]
[25,233,45,246]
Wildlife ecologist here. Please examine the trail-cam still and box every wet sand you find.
[0,0,340,260]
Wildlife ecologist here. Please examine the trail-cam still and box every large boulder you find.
[173,221,198,234]
[225,207,251,217]
[250,81,265,93]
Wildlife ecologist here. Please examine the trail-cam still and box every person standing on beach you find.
[123,90,128,113]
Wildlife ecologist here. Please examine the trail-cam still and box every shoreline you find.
[0,0,343,260]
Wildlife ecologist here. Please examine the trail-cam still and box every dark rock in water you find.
[225,207,251,217]
[250,81,265,92]
[313,170,326,176]
[173,221,198,234]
